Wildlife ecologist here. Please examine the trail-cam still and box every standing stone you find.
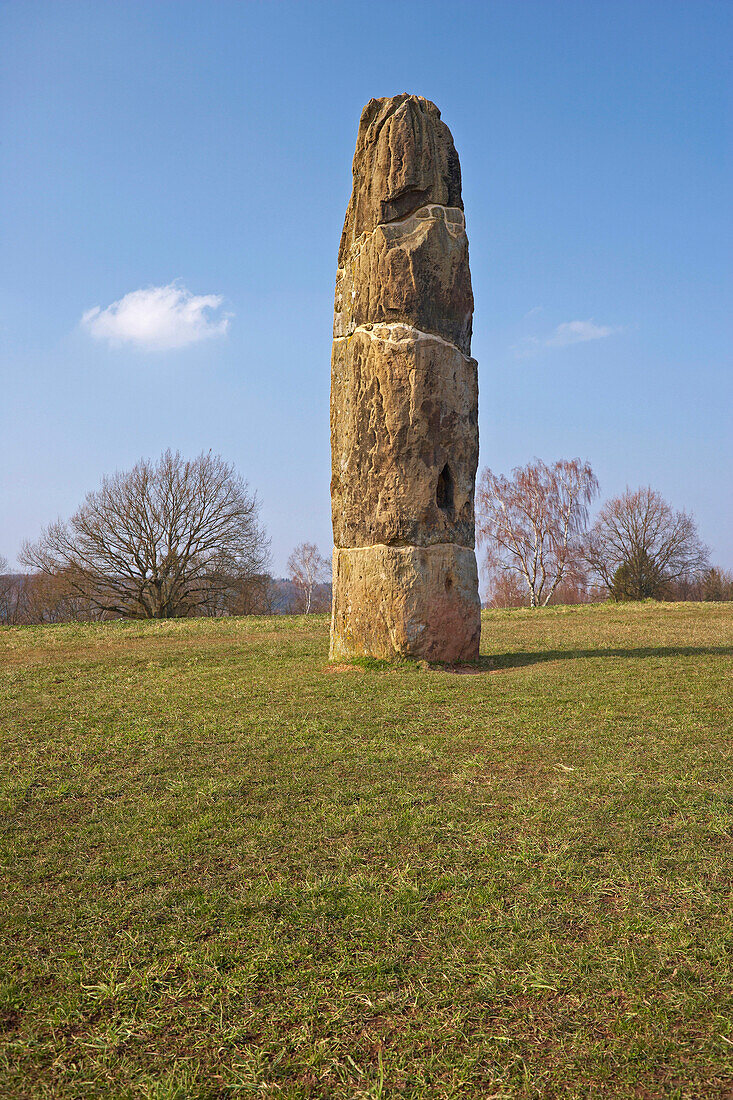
[330,94,481,663]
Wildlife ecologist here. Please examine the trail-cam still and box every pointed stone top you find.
[339,94,463,264]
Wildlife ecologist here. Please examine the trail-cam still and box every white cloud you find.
[82,282,231,350]
[512,317,618,358]
[546,319,616,347]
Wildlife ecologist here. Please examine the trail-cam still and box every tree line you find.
[477,459,730,608]
[2,450,730,625]
[1,450,331,625]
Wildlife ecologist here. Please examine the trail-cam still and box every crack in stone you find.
[335,541,476,552]
[333,322,474,363]
[335,203,466,276]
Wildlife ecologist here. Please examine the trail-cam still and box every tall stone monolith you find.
[330,94,481,662]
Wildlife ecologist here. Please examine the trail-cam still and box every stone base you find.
[330,544,481,663]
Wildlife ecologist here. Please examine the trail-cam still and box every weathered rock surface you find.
[334,205,473,355]
[330,95,481,662]
[338,95,463,257]
[331,545,481,663]
[331,326,478,548]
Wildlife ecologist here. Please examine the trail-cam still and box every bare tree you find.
[484,571,526,609]
[585,487,709,600]
[22,570,109,623]
[2,556,115,624]
[199,570,277,617]
[0,555,14,625]
[230,573,277,615]
[476,459,599,608]
[287,542,331,614]
[21,450,271,619]
[699,567,733,602]
[667,568,733,602]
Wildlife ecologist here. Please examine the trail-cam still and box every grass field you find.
[1,602,732,1099]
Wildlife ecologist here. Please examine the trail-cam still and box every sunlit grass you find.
[1,603,732,1097]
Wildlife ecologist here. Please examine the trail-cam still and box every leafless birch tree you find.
[287,542,331,614]
[476,459,599,608]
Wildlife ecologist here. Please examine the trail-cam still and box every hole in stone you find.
[445,574,453,592]
[436,463,454,517]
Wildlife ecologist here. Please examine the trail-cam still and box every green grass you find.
[1,602,732,1099]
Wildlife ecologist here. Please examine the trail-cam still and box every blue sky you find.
[2,0,731,577]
